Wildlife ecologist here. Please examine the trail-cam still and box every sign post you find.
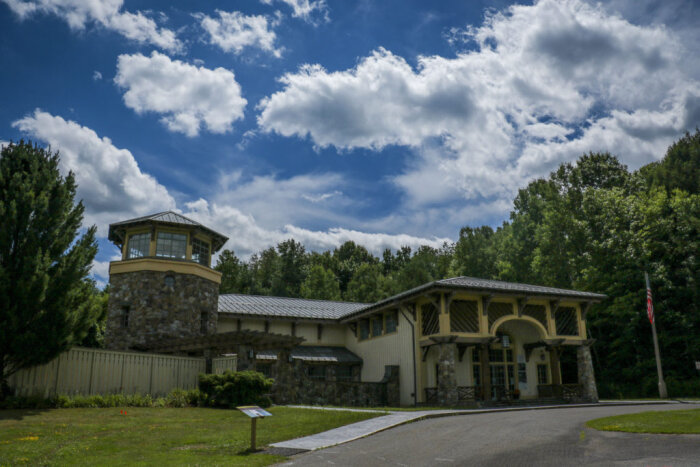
[645,272,667,399]
[237,406,272,451]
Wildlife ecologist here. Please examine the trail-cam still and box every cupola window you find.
[191,238,210,266]
[155,232,187,259]
[126,233,150,259]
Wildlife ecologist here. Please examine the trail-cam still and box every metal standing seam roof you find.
[340,276,607,321]
[108,211,229,251]
[218,294,370,320]
[255,346,362,364]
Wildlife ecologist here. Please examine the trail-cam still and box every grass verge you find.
[586,408,700,434]
[0,406,380,466]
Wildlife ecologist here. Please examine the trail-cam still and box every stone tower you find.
[104,211,228,351]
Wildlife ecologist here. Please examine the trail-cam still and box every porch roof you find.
[255,345,362,364]
[341,276,607,322]
[139,329,304,354]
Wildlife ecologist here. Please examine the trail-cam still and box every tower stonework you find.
[104,212,228,351]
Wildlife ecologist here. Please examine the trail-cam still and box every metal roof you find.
[108,211,229,252]
[341,276,607,321]
[256,346,362,364]
[218,294,369,320]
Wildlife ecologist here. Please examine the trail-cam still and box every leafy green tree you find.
[215,249,251,294]
[333,241,377,293]
[344,263,394,303]
[301,265,341,300]
[248,247,283,296]
[450,226,498,279]
[277,239,308,297]
[79,283,110,348]
[0,141,99,396]
[640,129,699,194]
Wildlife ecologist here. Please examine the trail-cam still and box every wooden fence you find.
[212,356,238,375]
[8,347,237,397]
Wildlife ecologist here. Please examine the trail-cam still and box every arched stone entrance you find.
[491,318,550,399]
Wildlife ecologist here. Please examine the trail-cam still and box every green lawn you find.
[0,407,381,466]
[586,408,700,434]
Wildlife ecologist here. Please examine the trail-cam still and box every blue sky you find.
[1,0,698,285]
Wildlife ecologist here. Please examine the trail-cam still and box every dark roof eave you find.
[340,282,606,323]
[217,312,340,324]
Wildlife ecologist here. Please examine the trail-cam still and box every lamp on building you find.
[501,335,510,348]
[288,354,294,363]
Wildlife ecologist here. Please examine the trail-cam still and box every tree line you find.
[1,132,697,398]
[216,131,700,397]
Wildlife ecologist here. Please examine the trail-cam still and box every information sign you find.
[237,406,272,418]
[237,406,272,451]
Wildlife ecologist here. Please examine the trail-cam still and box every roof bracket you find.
[550,299,561,316]
[444,292,456,313]
[481,294,493,316]
[421,346,431,362]
[517,297,530,317]
[581,301,593,320]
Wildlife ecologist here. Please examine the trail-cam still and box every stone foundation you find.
[270,353,399,407]
[105,270,219,350]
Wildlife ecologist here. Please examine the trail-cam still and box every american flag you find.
[646,287,654,324]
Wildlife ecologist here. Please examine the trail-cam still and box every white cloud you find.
[2,0,181,52]
[183,199,448,260]
[258,0,699,205]
[92,70,102,80]
[12,110,175,233]
[198,10,282,57]
[10,112,446,270]
[114,51,247,137]
[260,0,328,24]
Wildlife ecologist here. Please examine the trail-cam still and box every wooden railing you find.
[457,385,480,401]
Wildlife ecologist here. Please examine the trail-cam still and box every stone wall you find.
[270,350,400,406]
[105,270,219,350]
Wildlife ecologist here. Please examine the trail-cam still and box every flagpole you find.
[645,272,667,399]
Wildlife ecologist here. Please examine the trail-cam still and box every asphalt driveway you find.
[283,403,700,466]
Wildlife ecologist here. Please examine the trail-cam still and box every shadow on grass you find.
[0,408,52,421]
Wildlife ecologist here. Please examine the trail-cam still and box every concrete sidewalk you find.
[270,400,694,452]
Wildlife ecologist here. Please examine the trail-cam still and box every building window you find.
[359,320,369,340]
[336,365,353,381]
[472,349,481,386]
[385,310,398,334]
[121,305,130,328]
[537,364,548,384]
[126,233,150,259]
[257,364,272,378]
[307,365,326,380]
[371,316,383,337]
[155,232,187,259]
[200,312,208,334]
[191,238,210,266]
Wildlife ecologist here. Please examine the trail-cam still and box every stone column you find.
[272,348,296,404]
[479,345,491,400]
[577,345,599,402]
[437,343,458,406]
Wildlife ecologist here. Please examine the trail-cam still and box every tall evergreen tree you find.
[0,141,99,396]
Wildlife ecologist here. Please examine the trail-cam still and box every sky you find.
[1,0,698,286]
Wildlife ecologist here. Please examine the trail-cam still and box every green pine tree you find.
[0,141,99,397]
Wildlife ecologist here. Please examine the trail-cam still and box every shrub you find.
[165,388,188,408]
[198,371,273,409]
